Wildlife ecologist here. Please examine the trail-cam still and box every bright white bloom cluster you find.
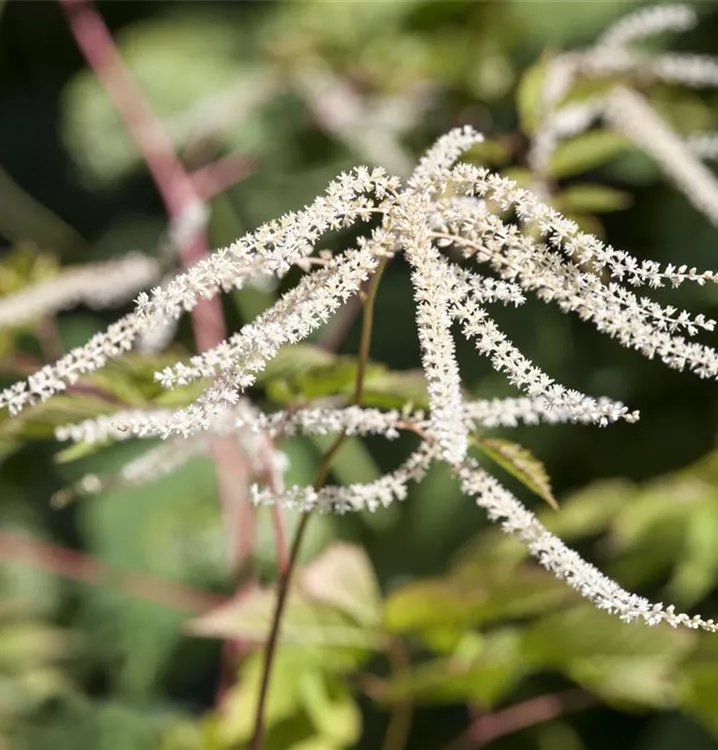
[530,3,718,225]
[0,253,160,329]
[0,167,396,415]
[250,444,436,514]
[6,121,718,632]
[457,459,717,631]
[605,87,718,225]
[596,3,696,49]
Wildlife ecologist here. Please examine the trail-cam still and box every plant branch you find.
[0,530,223,614]
[442,689,596,750]
[249,256,390,750]
[59,0,267,707]
[58,0,258,575]
[381,638,413,750]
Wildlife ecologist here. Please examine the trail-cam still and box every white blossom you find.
[456,458,718,632]
[250,443,435,514]
[605,87,718,226]
[597,4,696,49]
[0,253,160,329]
[5,122,718,633]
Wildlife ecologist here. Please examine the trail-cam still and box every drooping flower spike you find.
[5,123,718,633]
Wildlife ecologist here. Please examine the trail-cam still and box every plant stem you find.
[0,530,223,614]
[59,0,265,704]
[249,255,390,750]
[442,689,595,750]
[381,638,413,750]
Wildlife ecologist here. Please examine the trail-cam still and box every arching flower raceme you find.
[6,122,718,633]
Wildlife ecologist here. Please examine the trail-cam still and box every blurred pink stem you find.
[443,689,595,750]
[0,530,223,614]
[192,153,255,201]
[58,0,287,576]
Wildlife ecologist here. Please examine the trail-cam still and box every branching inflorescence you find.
[528,4,718,227]
[4,113,718,632]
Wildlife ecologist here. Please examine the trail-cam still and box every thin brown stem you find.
[249,255,390,750]
[353,255,388,403]
[249,511,311,750]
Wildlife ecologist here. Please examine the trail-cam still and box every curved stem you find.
[249,255,390,750]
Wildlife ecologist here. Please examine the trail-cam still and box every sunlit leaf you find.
[299,543,382,628]
[384,563,569,634]
[188,585,380,655]
[375,630,522,708]
[558,183,632,214]
[475,436,558,509]
[516,54,552,134]
[549,131,629,179]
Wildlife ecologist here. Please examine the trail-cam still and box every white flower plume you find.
[6,122,718,633]
[0,253,160,329]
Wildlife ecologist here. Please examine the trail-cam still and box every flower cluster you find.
[528,3,718,226]
[5,118,718,633]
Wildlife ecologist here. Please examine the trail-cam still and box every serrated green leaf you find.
[475,436,558,509]
[549,131,629,179]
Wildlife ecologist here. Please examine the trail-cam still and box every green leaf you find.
[376,630,522,708]
[549,131,629,179]
[299,543,382,628]
[0,394,116,441]
[474,436,558,509]
[516,54,552,134]
[78,457,222,698]
[666,502,718,607]
[217,649,308,745]
[299,671,360,746]
[681,654,718,738]
[61,14,271,186]
[522,605,693,667]
[261,343,428,410]
[384,563,569,634]
[188,585,380,655]
[309,434,379,486]
[558,183,632,214]
[522,607,693,708]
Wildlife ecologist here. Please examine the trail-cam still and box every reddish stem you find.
[59,0,253,569]
[0,530,223,614]
[192,153,255,202]
[443,689,595,750]
[60,0,194,216]
[58,0,269,702]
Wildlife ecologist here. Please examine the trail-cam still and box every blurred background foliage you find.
[2,0,718,748]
